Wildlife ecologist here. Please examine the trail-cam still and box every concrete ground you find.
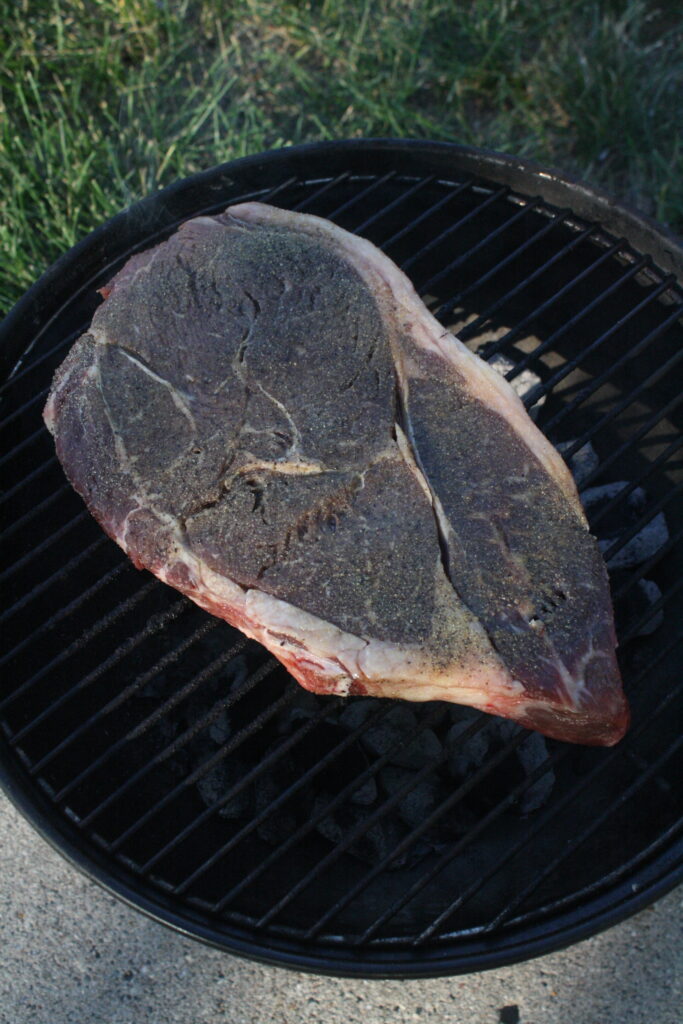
[0,790,680,1024]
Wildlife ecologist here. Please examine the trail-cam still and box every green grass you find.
[1,0,681,315]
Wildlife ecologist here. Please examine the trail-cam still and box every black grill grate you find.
[1,141,681,976]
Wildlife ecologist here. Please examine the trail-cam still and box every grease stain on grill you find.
[1,147,682,969]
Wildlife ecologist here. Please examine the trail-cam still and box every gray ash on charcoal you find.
[129,621,561,870]
[611,575,664,638]
[581,483,670,569]
[181,676,559,868]
[577,480,669,639]
[556,439,599,488]
[313,794,433,869]
[553,434,669,641]
[476,343,546,420]
[338,703,444,770]
[445,710,557,816]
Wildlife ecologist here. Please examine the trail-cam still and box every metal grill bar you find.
[177,177,300,226]
[64,638,253,815]
[316,632,682,942]
[326,171,397,221]
[192,179,301,222]
[0,534,108,624]
[101,658,283,843]
[401,185,510,274]
[485,737,683,936]
[602,480,683,564]
[54,626,224,802]
[1,297,117,402]
[456,227,611,344]
[0,386,49,433]
[509,274,674,391]
[378,180,472,252]
[410,670,682,945]
[166,703,395,890]
[589,437,683,530]
[0,560,128,669]
[257,729,528,929]
[565,395,683,507]
[177,705,455,896]
[483,248,647,369]
[11,598,187,745]
[305,736,562,941]
[433,207,575,321]
[32,618,220,777]
[521,817,683,926]
[0,509,89,584]
[143,697,339,871]
[450,818,683,949]
[208,705,476,915]
[524,292,679,415]
[360,649,681,946]
[0,454,57,507]
[613,526,683,602]
[0,578,157,714]
[518,260,655,403]
[0,418,42,467]
[352,176,437,235]
[143,698,348,875]
[0,481,72,542]
[0,334,74,398]
[620,579,683,644]
[418,198,542,297]
[560,383,682,493]
[128,693,334,867]
[249,176,299,206]
[292,173,350,211]
[545,308,683,436]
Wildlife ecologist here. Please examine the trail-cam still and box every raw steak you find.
[43,203,629,746]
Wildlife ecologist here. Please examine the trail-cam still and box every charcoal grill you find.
[1,140,681,977]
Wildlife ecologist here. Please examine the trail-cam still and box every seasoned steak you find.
[44,203,629,745]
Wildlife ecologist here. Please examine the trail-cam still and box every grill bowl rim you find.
[1,736,681,978]
[1,138,681,976]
